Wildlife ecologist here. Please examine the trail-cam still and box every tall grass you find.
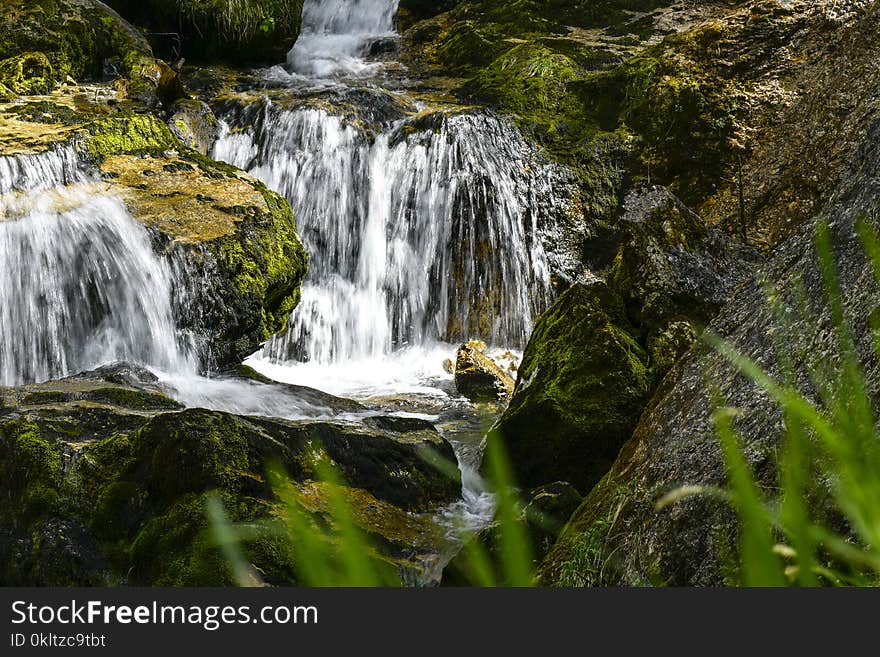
[700,219,880,586]
[208,440,536,587]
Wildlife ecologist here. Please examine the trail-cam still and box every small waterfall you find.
[289,0,400,77]
[0,146,196,386]
[214,104,555,366]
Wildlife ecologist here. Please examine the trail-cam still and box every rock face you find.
[608,186,758,335]
[540,118,880,587]
[454,342,515,402]
[104,0,305,65]
[483,182,757,495]
[0,365,462,585]
[0,0,183,107]
[485,283,651,494]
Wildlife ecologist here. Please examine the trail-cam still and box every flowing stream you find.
[210,0,571,575]
[0,0,569,581]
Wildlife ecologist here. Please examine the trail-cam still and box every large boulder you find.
[0,0,182,107]
[104,0,305,65]
[0,365,462,585]
[607,186,758,334]
[484,282,652,494]
[0,99,308,367]
[539,118,880,587]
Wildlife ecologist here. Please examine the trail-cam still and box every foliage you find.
[209,440,536,587]
[674,219,880,585]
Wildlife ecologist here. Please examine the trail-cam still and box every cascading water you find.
[0,147,196,387]
[288,0,400,77]
[214,106,555,373]
[212,0,571,577]
[0,147,353,420]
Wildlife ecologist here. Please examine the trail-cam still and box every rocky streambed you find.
[3,0,880,588]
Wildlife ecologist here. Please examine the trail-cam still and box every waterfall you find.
[0,146,196,387]
[214,105,555,367]
[288,0,400,77]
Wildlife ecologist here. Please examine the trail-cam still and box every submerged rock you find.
[454,341,515,403]
[0,365,462,585]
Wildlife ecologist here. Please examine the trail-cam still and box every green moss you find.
[467,43,581,126]
[217,187,308,341]
[0,52,55,95]
[0,0,159,84]
[485,283,651,493]
[83,387,181,411]
[0,420,63,526]
[128,493,233,585]
[21,391,70,406]
[84,113,179,161]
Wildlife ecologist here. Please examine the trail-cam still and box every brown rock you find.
[454,341,515,403]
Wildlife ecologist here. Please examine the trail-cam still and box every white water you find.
[0,147,197,387]
[288,0,400,77]
[214,106,555,372]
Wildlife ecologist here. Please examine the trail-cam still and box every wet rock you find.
[0,366,463,585]
[0,100,308,368]
[166,98,219,155]
[539,118,880,587]
[454,341,515,403]
[484,283,651,493]
[441,481,582,586]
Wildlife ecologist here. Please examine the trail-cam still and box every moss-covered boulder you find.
[84,112,308,364]
[0,365,462,585]
[539,112,880,587]
[0,52,56,96]
[104,0,305,65]
[0,0,182,107]
[0,98,308,367]
[484,282,651,493]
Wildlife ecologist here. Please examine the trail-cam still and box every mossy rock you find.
[0,0,181,107]
[104,0,306,65]
[0,52,56,96]
[0,366,463,585]
[50,108,307,366]
[484,282,651,493]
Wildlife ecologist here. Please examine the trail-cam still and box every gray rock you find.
[540,120,880,586]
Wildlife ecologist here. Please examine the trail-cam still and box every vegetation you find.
[680,221,880,585]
